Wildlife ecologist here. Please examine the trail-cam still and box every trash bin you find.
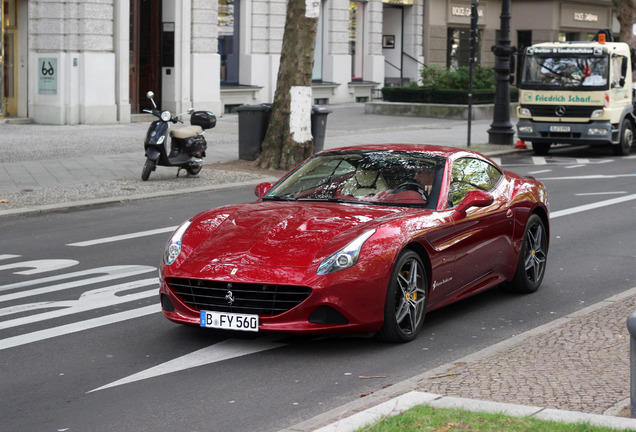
[235,104,272,161]
[311,106,332,153]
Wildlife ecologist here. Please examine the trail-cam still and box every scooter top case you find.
[190,111,216,129]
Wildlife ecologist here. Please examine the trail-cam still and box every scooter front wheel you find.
[141,158,156,181]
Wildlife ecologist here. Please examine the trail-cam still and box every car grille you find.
[166,278,312,316]
[522,104,602,118]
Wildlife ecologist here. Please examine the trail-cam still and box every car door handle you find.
[506,209,514,218]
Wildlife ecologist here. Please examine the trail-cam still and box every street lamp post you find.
[487,0,516,145]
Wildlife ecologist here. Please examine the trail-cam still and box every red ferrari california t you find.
[159,144,549,342]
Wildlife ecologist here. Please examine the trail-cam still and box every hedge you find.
[381,87,520,105]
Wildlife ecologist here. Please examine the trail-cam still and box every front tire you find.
[504,214,547,293]
[377,250,427,343]
[141,158,156,181]
[613,120,633,156]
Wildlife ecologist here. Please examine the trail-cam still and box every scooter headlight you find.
[160,111,172,122]
[164,220,192,265]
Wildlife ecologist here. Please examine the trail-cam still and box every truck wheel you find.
[613,120,633,156]
[531,142,551,156]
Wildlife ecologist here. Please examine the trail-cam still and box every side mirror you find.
[187,108,194,115]
[452,190,494,220]
[254,182,273,198]
[146,91,154,99]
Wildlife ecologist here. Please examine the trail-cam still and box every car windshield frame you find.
[261,150,446,209]
[521,50,609,91]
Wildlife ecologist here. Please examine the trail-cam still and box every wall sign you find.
[574,12,598,22]
[38,58,57,95]
[451,5,483,18]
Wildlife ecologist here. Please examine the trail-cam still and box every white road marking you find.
[0,259,79,275]
[0,265,155,301]
[532,157,547,165]
[529,169,551,175]
[0,254,21,261]
[565,164,585,169]
[551,193,636,219]
[0,278,157,329]
[88,336,286,393]
[66,226,177,247]
[0,304,159,351]
[576,191,627,196]
[540,173,636,181]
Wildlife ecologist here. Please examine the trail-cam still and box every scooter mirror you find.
[187,108,195,115]
[146,91,155,99]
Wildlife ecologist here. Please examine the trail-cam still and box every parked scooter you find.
[141,91,216,181]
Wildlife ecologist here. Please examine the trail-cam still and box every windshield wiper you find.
[261,195,297,201]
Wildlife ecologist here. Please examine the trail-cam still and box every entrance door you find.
[129,0,161,113]
[382,5,403,85]
[2,0,18,117]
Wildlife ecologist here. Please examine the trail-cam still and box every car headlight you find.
[164,220,192,265]
[160,111,172,122]
[591,109,604,118]
[519,107,531,117]
[317,229,376,275]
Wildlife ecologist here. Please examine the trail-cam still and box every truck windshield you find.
[521,55,608,90]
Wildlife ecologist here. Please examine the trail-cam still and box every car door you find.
[443,157,515,298]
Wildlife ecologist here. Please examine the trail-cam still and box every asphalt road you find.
[1,146,635,432]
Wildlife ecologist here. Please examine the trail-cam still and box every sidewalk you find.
[1,104,635,431]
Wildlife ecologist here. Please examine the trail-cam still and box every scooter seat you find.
[170,125,203,139]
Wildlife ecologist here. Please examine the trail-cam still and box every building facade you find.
[0,0,619,124]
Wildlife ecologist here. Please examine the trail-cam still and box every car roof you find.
[317,143,486,161]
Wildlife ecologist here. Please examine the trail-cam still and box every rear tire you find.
[532,142,551,156]
[613,120,633,156]
[141,158,156,181]
[376,251,427,343]
[503,214,547,294]
[185,164,202,176]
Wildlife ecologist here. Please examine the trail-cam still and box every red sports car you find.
[159,144,549,342]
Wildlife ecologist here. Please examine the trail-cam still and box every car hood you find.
[186,202,408,268]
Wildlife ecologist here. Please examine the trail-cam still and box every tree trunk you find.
[255,0,319,170]
[614,0,636,48]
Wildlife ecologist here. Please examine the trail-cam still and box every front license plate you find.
[200,310,259,332]
[549,125,570,132]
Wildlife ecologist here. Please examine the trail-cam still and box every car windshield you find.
[521,52,608,90]
[262,150,445,208]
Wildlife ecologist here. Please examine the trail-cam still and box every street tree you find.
[255,0,319,170]
[613,0,636,47]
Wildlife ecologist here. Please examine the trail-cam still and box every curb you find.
[0,177,279,219]
[281,286,636,432]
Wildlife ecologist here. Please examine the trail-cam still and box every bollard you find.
[627,310,636,417]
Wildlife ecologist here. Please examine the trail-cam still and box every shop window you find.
[349,1,365,81]
[447,28,481,70]
[558,32,575,42]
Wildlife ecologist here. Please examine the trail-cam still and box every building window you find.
[219,0,239,84]
[349,1,364,81]
[312,1,324,81]
[447,28,481,70]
